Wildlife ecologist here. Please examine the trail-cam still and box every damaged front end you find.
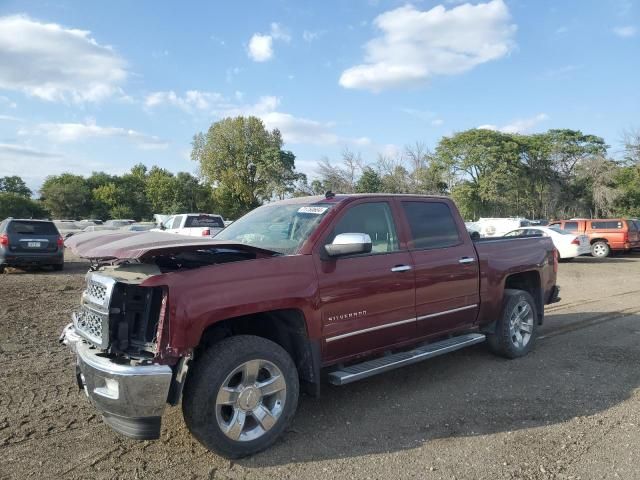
[61,263,175,440]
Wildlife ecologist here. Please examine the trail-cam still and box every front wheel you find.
[182,335,299,458]
[487,289,538,359]
[591,241,610,258]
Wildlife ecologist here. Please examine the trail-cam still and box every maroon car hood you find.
[65,230,273,260]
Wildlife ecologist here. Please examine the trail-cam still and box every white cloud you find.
[431,118,444,127]
[0,15,127,102]
[612,25,637,38]
[261,112,371,146]
[27,120,168,149]
[478,113,548,134]
[247,23,290,62]
[0,114,22,122]
[269,23,291,42]
[248,34,274,62]
[144,90,228,113]
[339,0,516,92]
[0,143,60,159]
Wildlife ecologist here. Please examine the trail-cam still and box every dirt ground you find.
[1,251,639,480]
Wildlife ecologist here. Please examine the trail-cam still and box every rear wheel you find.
[182,335,299,458]
[487,289,538,359]
[591,241,610,258]
[0,265,5,274]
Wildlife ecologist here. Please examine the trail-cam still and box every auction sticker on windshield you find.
[298,206,328,214]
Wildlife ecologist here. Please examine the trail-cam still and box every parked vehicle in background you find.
[53,220,83,239]
[0,218,64,272]
[104,219,136,228]
[126,222,156,232]
[504,226,590,261]
[62,194,559,458]
[548,218,640,257]
[154,213,226,237]
[473,217,531,237]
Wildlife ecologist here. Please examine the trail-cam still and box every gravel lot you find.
[1,251,639,480]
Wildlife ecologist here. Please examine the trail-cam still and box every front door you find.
[315,201,416,363]
[399,200,480,338]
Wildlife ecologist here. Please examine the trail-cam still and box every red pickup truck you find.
[62,194,559,458]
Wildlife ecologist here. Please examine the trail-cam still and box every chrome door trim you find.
[325,317,416,343]
[417,304,478,321]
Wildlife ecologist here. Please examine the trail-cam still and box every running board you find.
[327,333,486,386]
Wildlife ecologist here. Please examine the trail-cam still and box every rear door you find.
[166,215,184,234]
[314,200,416,363]
[7,221,60,254]
[399,200,480,338]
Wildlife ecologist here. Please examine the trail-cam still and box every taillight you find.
[0,234,8,247]
[553,249,558,273]
[201,229,210,236]
[623,232,629,243]
[57,236,64,247]
[571,237,580,245]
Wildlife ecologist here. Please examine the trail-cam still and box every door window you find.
[326,202,399,253]
[402,201,461,249]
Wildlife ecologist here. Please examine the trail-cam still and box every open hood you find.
[64,230,276,260]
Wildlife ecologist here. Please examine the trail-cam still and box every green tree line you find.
[308,128,640,220]
[1,117,638,222]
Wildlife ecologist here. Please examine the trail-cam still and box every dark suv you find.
[0,218,64,272]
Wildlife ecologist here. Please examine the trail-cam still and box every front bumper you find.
[60,323,173,440]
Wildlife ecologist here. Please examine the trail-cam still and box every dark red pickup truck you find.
[62,194,559,458]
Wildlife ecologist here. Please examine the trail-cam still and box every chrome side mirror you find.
[324,233,372,257]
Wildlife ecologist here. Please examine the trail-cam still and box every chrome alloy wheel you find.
[509,300,534,349]
[215,359,287,442]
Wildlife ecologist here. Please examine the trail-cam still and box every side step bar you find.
[327,333,486,386]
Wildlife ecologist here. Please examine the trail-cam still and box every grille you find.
[75,308,103,343]
[87,281,108,303]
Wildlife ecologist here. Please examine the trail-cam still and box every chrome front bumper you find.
[60,323,173,440]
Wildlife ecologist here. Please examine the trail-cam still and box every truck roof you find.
[273,193,450,206]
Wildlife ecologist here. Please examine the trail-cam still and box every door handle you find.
[391,265,412,272]
[459,257,476,264]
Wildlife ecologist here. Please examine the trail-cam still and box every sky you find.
[0,0,638,193]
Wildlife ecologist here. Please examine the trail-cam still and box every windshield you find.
[215,202,335,254]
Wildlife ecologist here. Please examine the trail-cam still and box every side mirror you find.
[159,224,166,231]
[469,230,480,241]
[324,233,372,257]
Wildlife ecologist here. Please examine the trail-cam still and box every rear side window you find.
[563,221,579,232]
[8,221,58,235]
[628,220,638,232]
[171,215,183,229]
[402,201,461,249]
[591,220,622,229]
[185,215,225,228]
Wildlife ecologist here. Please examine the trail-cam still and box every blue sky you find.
[0,0,638,193]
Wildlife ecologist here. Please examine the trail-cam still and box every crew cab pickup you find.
[153,213,225,237]
[61,194,559,458]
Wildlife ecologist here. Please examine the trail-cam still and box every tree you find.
[0,176,31,197]
[0,192,48,219]
[40,174,91,219]
[355,167,383,193]
[192,116,303,218]
[434,129,521,217]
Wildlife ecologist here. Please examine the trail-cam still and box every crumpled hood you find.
[64,230,273,260]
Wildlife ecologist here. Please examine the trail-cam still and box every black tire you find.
[591,241,610,258]
[0,265,5,274]
[487,289,538,359]
[53,263,64,271]
[182,335,299,458]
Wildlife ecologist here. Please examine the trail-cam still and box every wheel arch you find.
[195,309,321,397]
[503,271,543,325]
[590,237,608,245]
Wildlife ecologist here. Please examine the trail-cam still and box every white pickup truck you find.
[154,213,225,237]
